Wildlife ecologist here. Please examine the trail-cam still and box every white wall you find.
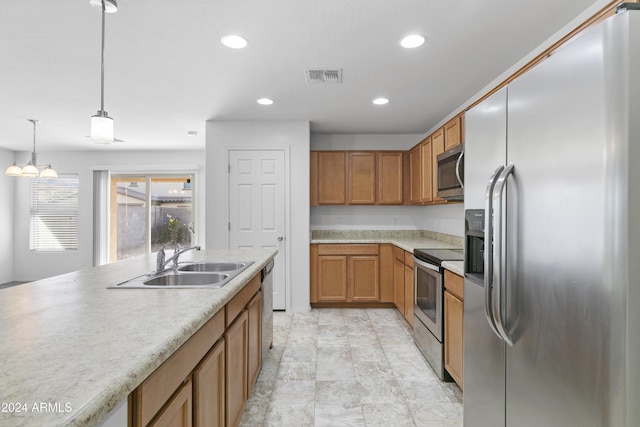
[12,149,205,281]
[311,133,421,151]
[421,204,464,237]
[205,121,310,312]
[0,148,15,284]
[311,205,426,230]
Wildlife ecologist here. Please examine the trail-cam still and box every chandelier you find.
[5,119,57,179]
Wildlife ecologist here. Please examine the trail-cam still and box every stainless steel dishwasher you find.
[261,259,274,364]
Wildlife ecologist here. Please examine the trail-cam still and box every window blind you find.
[30,174,79,251]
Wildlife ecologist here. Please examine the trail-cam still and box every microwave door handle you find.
[492,163,515,347]
[456,150,464,188]
[484,165,504,340]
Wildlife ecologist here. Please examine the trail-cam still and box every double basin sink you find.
[110,261,254,289]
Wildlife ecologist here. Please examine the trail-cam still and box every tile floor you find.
[240,308,463,426]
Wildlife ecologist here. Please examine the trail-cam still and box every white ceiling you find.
[0,0,599,152]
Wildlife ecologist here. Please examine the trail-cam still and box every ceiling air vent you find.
[305,68,342,84]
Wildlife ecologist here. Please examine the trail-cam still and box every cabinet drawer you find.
[444,270,464,300]
[226,275,261,327]
[392,245,404,262]
[317,244,379,256]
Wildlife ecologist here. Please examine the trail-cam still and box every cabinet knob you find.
[277,236,284,241]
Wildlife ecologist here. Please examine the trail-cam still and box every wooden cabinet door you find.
[150,380,193,427]
[310,151,319,205]
[247,291,262,395]
[379,244,394,303]
[420,137,433,203]
[318,152,346,204]
[404,263,414,327]
[310,244,319,303]
[225,310,248,427]
[393,259,405,311]
[317,255,348,301]
[409,144,422,204]
[431,127,445,203]
[377,152,403,205]
[350,255,379,301]
[444,290,464,389]
[444,115,462,150]
[194,340,225,427]
[348,152,376,204]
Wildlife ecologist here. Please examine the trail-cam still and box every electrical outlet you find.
[392,217,398,225]
[337,216,342,225]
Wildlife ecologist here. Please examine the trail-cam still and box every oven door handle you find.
[413,256,440,272]
[492,163,514,347]
[484,165,503,340]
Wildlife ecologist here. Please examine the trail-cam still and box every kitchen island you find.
[0,248,277,427]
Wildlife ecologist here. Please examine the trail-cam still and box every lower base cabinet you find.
[150,381,192,427]
[225,311,248,427]
[193,340,225,427]
[129,274,263,427]
[392,247,414,326]
[310,244,380,304]
[444,270,464,389]
[247,291,262,394]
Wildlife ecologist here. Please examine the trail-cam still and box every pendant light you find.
[5,119,58,179]
[90,0,118,144]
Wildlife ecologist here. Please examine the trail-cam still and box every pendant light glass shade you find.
[40,166,58,179]
[6,163,23,176]
[90,113,114,144]
[21,163,39,178]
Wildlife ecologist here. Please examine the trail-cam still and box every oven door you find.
[414,256,443,342]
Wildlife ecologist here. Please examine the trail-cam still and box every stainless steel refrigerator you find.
[463,7,640,427]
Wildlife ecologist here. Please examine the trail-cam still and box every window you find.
[30,174,79,251]
[109,175,194,262]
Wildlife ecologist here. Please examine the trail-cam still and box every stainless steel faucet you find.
[156,245,201,273]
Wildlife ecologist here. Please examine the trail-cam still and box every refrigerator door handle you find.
[456,150,464,188]
[492,163,515,346]
[483,165,504,339]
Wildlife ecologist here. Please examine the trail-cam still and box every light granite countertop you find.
[311,230,465,276]
[0,248,277,427]
[442,260,464,276]
[310,230,463,253]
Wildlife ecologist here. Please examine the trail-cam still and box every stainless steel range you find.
[413,248,464,380]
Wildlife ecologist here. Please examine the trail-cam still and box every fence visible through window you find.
[109,175,194,262]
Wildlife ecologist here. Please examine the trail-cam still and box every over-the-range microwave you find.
[436,144,464,200]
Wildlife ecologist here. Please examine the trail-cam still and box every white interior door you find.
[229,150,286,310]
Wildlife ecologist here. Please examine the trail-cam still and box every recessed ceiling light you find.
[373,98,389,105]
[220,35,248,49]
[400,34,425,48]
[257,98,274,105]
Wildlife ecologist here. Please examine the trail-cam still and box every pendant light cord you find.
[100,0,106,112]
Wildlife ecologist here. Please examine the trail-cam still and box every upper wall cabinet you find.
[348,152,376,204]
[407,112,464,206]
[408,145,422,205]
[444,114,464,150]
[377,152,404,205]
[431,128,445,204]
[317,151,347,204]
[311,151,404,206]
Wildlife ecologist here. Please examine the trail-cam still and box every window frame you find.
[109,173,196,262]
[30,173,80,252]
